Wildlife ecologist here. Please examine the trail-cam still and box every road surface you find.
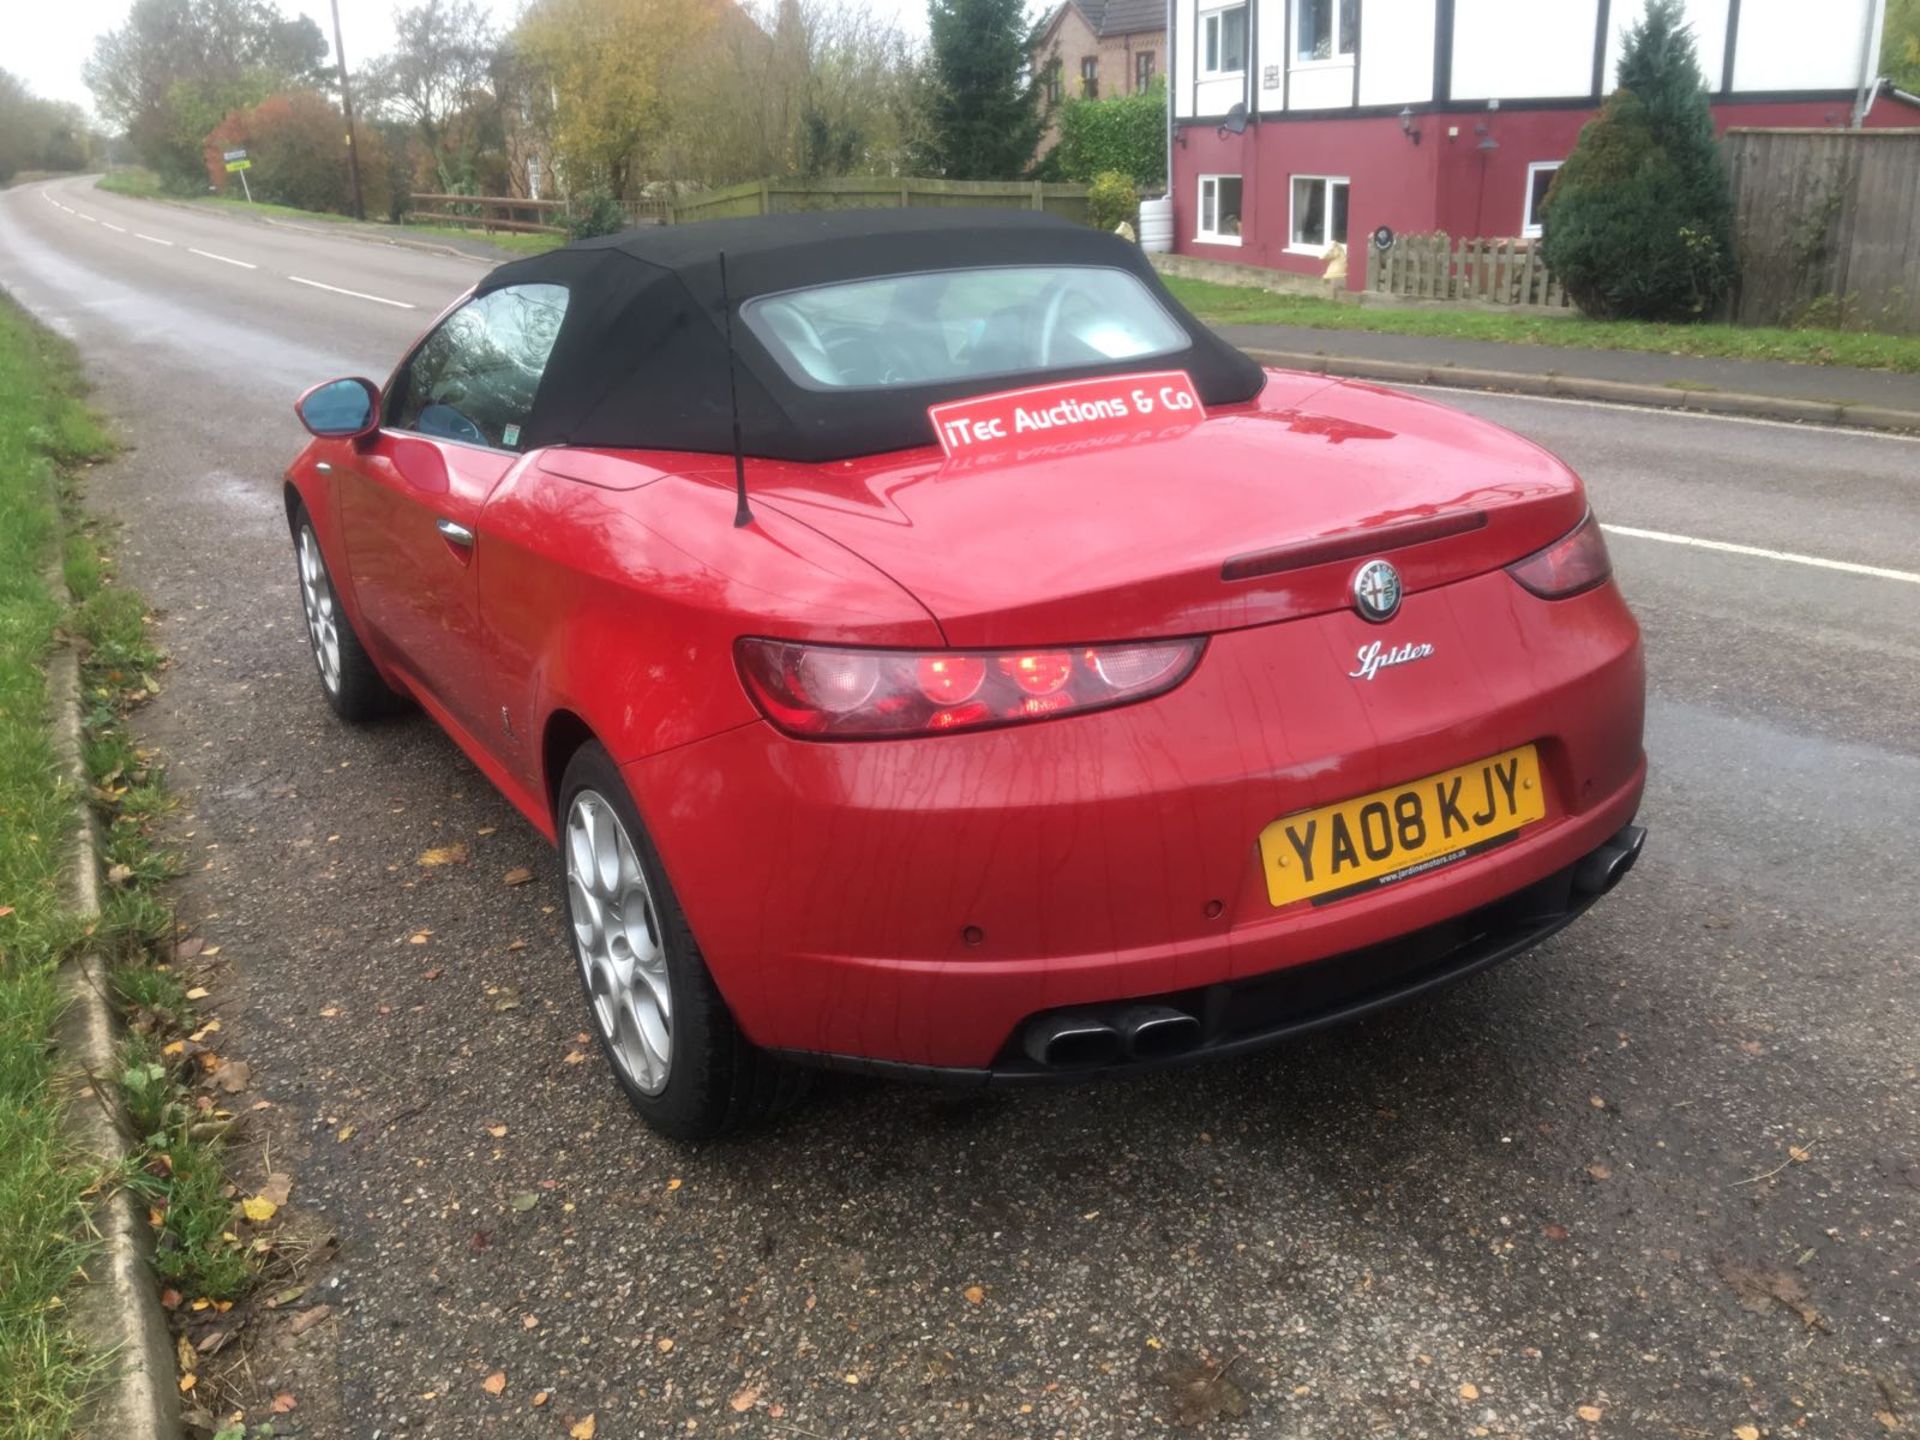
[4,174,1918,1440]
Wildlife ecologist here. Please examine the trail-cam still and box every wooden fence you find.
[667,177,1093,226]
[1724,128,1920,334]
[407,193,569,235]
[1364,233,1570,309]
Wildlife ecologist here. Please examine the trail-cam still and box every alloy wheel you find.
[297,525,343,694]
[565,790,673,1095]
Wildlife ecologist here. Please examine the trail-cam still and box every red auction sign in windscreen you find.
[927,371,1206,460]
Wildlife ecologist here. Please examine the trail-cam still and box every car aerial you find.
[285,209,1646,1139]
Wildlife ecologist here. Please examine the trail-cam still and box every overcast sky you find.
[12,0,935,117]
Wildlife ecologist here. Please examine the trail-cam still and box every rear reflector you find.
[1506,510,1612,598]
[736,637,1204,739]
[1222,509,1487,582]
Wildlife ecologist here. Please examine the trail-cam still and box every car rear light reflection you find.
[737,637,1204,739]
[1506,510,1612,599]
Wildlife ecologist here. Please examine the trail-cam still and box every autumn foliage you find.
[203,90,394,217]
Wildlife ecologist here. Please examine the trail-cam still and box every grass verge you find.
[1161,276,1920,375]
[0,290,113,1440]
[1,289,257,1437]
[96,167,563,255]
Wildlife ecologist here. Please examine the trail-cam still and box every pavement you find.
[1212,322,1920,415]
[4,173,1920,1440]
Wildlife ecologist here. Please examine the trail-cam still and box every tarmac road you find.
[4,174,1919,1440]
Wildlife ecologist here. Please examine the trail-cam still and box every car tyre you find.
[293,509,405,721]
[558,742,807,1140]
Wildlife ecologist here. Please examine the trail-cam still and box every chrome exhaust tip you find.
[1024,1013,1123,1069]
[1115,1005,1203,1060]
[1573,823,1647,898]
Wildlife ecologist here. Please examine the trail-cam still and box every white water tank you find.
[1138,194,1174,253]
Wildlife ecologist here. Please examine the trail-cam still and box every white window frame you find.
[1522,161,1562,239]
[1196,173,1245,246]
[1293,0,1357,67]
[1287,173,1349,256]
[1200,4,1249,77]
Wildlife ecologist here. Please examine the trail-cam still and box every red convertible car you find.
[287,210,1645,1138]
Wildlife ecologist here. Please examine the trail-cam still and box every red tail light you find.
[736,637,1204,739]
[1507,511,1612,599]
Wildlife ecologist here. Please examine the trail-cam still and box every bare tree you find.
[363,0,498,190]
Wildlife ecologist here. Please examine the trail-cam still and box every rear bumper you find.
[629,572,1646,1070]
[769,822,1646,1084]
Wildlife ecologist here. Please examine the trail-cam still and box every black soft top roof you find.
[475,208,1264,462]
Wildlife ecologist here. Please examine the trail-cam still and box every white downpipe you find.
[1853,0,1888,127]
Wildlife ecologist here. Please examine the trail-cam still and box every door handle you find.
[436,518,475,548]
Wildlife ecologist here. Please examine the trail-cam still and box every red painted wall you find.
[1173,92,1915,289]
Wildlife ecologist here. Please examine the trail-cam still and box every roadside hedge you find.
[1050,80,1166,188]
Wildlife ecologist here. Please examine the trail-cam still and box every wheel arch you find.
[541,708,599,822]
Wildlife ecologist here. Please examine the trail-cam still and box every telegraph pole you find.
[329,0,367,219]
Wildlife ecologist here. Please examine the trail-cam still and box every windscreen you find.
[742,265,1192,391]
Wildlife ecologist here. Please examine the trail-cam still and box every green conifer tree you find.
[917,0,1044,179]
[1541,0,1737,321]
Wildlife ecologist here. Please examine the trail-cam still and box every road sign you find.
[223,148,251,174]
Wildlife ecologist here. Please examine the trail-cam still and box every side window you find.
[386,283,570,451]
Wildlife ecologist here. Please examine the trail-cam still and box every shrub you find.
[1087,170,1140,234]
[565,188,627,240]
[1052,80,1166,187]
[202,91,393,218]
[1541,0,1735,322]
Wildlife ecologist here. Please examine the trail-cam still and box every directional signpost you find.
[223,149,253,203]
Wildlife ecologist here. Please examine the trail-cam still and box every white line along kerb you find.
[286,276,416,310]
[189,247,258,270]
[1601,524,1920,586]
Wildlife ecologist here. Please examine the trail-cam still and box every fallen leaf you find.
[1543,1224,1570,1241]
[963,1285,985,1305]
[522,1313,538,1329]
[107,863,133,886]
[419,843,469,867]
[0,906,14,918]
[1789,1145,1812,1164]
[1734,1427,1760,1440]
[503,867,535,886]
[241,1195,278,1223]
[185,986,210,1000]
[1715,1255,1825,1330]
[510,1193,538,1212]
[336,1124,356,1141]
[289,1304,332,1335]
[483,1371,507,1396]
[1587,1163,1611,1181]
[666,1177,683,1192]
[210,1060,250,1094]
[178,1373,196,1393]
[563,1050,588,1065]
[160,1288,182,1309]
[730,1386,761,1412]
[570,1415,596,1439]
[506,938,528,952]
[1589,1095,1607,1109]
[409,931,431,945]
[270,1392,297,1414]
[1578,1405,1604,1422]
[486,1123,508,1138]
[319,1005,341,1017]
[477,826,498,836]
[844,1372,860,1385]
[533,1391,550,1407]
[657,1337,675,1352]
[258,1172,293,1206]
[1459,1383,1481,1401]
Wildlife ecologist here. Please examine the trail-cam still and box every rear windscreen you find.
[742,265,1192,391]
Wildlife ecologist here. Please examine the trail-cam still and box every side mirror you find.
[295,377,381,439]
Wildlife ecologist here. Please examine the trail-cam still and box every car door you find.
[337,283,570,745]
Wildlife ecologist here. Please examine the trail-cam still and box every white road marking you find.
[76,213,97,223]
[285,275,416,309]
[1601,523,1920,586]
[189,247,258,270]
[134,233,173,247]
[1399,381,1920,445]
[101,222,127,233]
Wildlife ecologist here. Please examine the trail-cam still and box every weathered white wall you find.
[1452,0,1599,100]
[1358,0,1434,105]
[1174,0,1198,116]
[1729,0,1877,91]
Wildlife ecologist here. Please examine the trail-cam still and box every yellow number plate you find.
[1258,745,1545,908]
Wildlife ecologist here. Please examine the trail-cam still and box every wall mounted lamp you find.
[1398,107,1422,145]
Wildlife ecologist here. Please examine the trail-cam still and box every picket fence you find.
[1365,233,1571,309]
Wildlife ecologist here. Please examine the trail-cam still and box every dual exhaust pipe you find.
[1023,1003,1202,1070]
